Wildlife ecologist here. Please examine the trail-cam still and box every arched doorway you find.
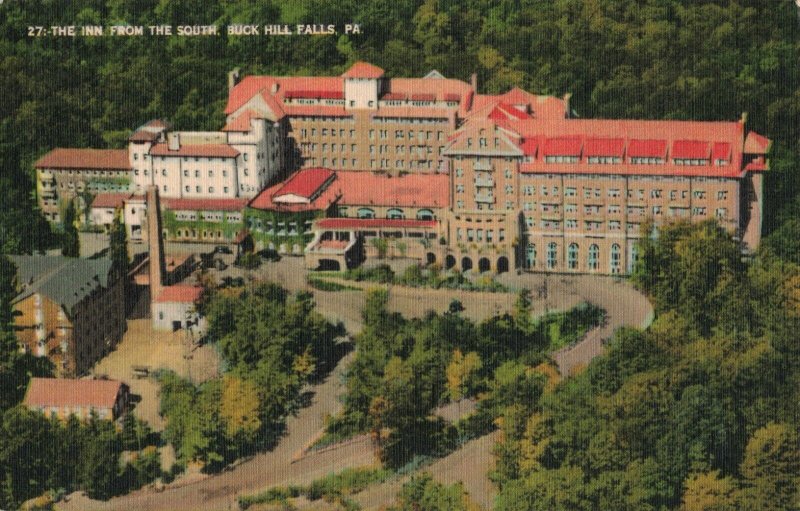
[317,259,341,271]
[478,257,491,273]
[426,252,436,265]
[461,257,473,272]
[497,256,509,273]
[445,255,456,269]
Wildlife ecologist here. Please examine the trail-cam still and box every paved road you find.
[59,259,652,511]
[59,351,378,511]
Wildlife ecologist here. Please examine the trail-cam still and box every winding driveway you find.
[58,259,652,511]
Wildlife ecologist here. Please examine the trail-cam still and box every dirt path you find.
[60,259,651,511]
[59,351,378,511]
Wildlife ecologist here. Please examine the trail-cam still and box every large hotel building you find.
[35,62,771,275]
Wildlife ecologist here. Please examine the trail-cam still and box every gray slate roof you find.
[8,255,114,313]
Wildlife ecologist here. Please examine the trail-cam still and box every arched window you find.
[357,208,375,219]
[387,208,405,219]
[547,242,557,269]
[610,243,621,274]
[416,209,435,220]
[527,244,536,268]
[588,244,599,271]
[568,243,579,270]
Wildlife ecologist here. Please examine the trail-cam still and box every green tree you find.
[109,208,129,271]
[736,423,800,511]
[61,201,80,258]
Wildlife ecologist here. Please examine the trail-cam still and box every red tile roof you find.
[672,140,709,160]
[342,61,385,79]
[154,285,203,304]
[489,103,532,121]
[273,167,335,200]
[519,139,539,156]
[333,171,449,208]
[150,144,239,158]
[585,138,625,157]
[444,93,461,102]
[91,193,132,209]
[317,218,438,230]
[542,137,583,156]
[24,377,124,410]
[628,139,668,158]
[744,131,771,154]
[711,142,731,161]
[382,92,406,101]
[129,130,160,142]
[222,110,264,132]
[161,197,248,212]
[35,148,130,170]
[411,93,436,101]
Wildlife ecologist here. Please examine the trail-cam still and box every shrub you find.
[236,252,261,269]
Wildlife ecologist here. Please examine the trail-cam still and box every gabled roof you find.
[342,61,385,79]
[542,137,583,157]
[35,149,130,171]
[744,131,771,154]
[24,378,124,410]
[9,255,115,313]
[221,110,265,132]
[154,285,203,304]
[273,167,335,201]
[91,193,133,209]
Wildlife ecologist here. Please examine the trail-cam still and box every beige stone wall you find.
[37,167,131,224]
[288,112,454,172]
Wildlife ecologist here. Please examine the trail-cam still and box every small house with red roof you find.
[24,377,129,421]
[151,284,205,331]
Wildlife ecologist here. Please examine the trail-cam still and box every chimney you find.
[470,73,478,93]
[167,132,180,151]
[740,112,748,125]
[271,82,279,95]
[146,186,166,305]
[563,93,572,119]
[228,67,241,92]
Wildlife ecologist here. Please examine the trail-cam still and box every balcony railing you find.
[473,161,493,171]
[475,194,495,204]
[474,178,494,187]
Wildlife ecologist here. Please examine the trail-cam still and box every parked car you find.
[214,245,233,254]
[257,248,281,262]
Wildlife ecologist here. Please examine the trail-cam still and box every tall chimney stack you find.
[146,186,166,305]
[470,73,478,93]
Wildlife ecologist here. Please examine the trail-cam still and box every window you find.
[568,243,578,270]
[527,244,536,268]
[183,170,188,177]
[628,244,639,273]
[565,187,576,197]
[387,208,405,219]
[588,244,599,271]
[547,242,557,269]
[416,209,435,220]
[224,187,229,193]
[610,244,621,274]
[715,208,727,219]
[357,208,375,219]
[499,229,505,241]
[717,190,728,200]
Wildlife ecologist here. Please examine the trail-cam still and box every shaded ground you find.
[91,319,219,431]
[60,256,652,511]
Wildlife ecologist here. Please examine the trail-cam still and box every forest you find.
[0,0,799,252]
[0,0,799,509]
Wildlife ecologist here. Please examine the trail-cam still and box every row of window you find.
[455,227,507,243]
[527,243,626,274]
